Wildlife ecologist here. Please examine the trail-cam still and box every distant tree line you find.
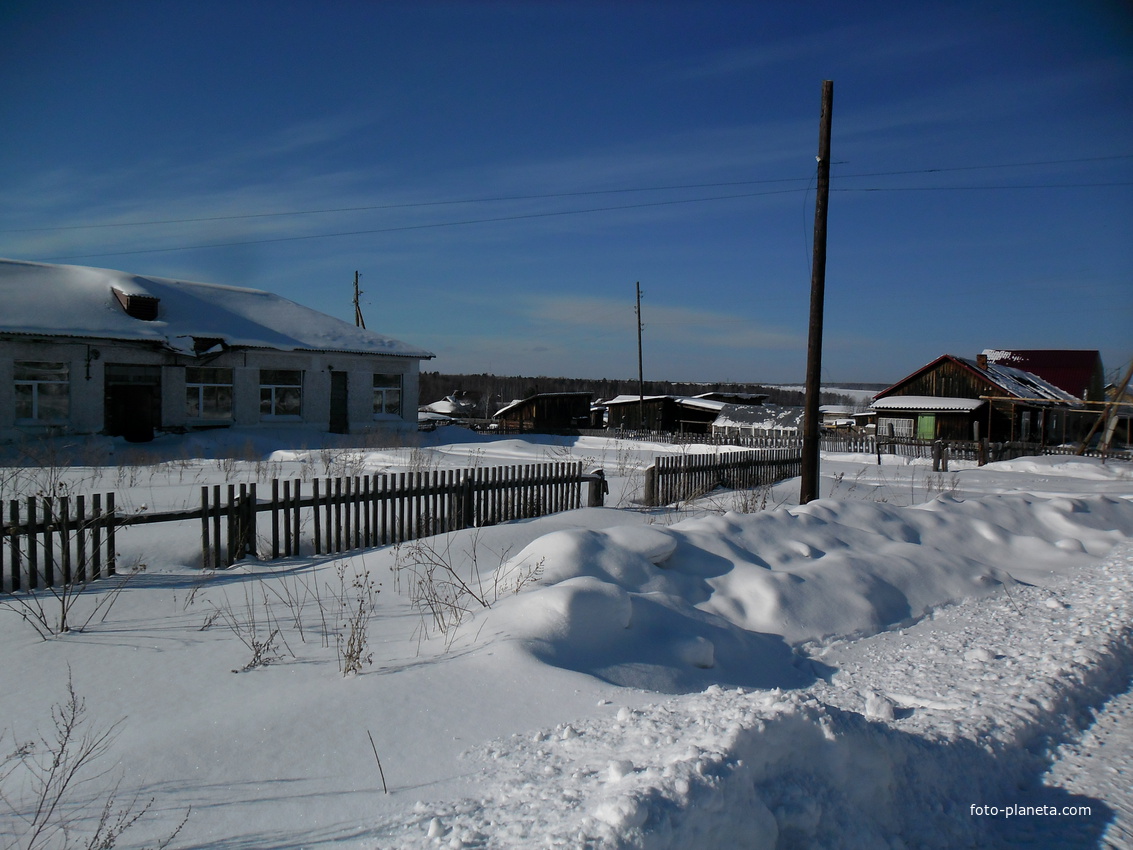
[419,372,868,416]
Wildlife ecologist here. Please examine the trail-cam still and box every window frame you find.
[185,366,234,421]
[259,369,304,419]
[14,361,71,423]
[877,416,914,438]
[372,372,403,418]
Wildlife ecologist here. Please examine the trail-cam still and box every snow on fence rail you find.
[643,448,802,507]
[2,462,607,592]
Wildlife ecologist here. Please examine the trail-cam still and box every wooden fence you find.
[643,448,802,507]
[199,462,597,568]
[2,462,602,592]
[583,429,1128,463]
[1,494,118,593]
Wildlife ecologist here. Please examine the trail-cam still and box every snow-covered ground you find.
[0,428,1130,849]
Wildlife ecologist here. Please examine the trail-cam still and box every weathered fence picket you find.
[643,448,803,507]
[2,493,117,593]
[189,460,596,569]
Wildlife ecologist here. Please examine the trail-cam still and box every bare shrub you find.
[330,561,380,676]
[0,674,188,850]
[393,530,542,649]
[206,583,294,672]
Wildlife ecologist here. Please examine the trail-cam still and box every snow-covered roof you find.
[871,396,986,412]
[874,354,1083,407]
[600,394,668,406]
[0,258,434,359]
[600,394,726,412]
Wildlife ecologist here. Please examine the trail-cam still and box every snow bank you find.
[477,494,1133,692]
[378,541,1133,849]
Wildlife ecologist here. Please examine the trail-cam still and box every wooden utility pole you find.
[800,80,833,504]
[353,270,366,329]
[635,282,645,429]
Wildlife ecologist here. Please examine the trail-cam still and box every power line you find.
[836,181,1133,192]
[2,177,810,234]
[39,187,804,261]
[6,154,1131,235]
[36,176,1133,263]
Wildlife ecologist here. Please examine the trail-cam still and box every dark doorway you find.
[104,364,162,442]
[329,371,349,434]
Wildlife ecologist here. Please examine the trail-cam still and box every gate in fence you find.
[643,448,803,507]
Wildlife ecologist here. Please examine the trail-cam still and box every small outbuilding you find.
[601,395,725,433]
[493,392,592,432]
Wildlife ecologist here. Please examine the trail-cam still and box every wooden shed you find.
[602,395,724,433]
[493,392,592,432]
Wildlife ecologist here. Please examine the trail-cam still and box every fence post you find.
[291,479,301,557]
[459,473,475,529]
[271,479,280,558]
[643,465,657,508]
[42,498,55,588]
[106,493,116,576]
[75,494,86,583]
[59,496,71,586]
[201,487,211,569]
[27,497,38,590]
[8,500,20,592]
[587,469,607,508]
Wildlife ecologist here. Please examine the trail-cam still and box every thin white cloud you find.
[523,294,800,351]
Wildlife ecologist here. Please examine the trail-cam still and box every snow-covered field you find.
[1,428,1131,849]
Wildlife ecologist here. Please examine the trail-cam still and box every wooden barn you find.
[872,353,1084,443]
[493,392,592,432]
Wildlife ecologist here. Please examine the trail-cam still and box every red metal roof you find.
[982,350,1102,399]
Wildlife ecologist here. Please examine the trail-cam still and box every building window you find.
[260,370,303,418]
[373,373,403,417]
[186,367,233,419]
[15,361,70,422]
[877,416,913,438]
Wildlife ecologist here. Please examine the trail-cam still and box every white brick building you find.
[0,259,433,443]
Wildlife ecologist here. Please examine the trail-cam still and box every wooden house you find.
[493,392,592,432]
[872,353,1083,443]
[0,258,433,443]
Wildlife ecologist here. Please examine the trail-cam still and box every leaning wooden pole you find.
[800,79,833,504]
[1078,357,1133,456]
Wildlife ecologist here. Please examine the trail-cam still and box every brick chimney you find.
[976,353,988,370]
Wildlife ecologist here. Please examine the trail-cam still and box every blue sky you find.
[1,1,1130,385]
